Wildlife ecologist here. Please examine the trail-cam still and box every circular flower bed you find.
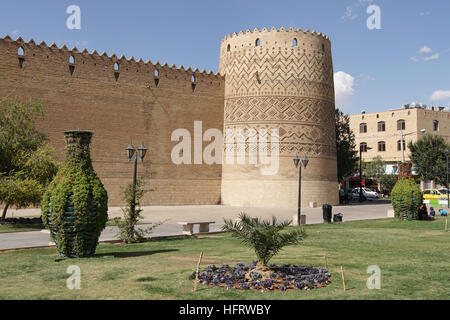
[190,261,331,292]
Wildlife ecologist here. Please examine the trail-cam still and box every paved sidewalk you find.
[0,201,392,251]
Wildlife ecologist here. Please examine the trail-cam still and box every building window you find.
[397,119,406,131]
[114,62,119,71]
[377,121,385,132]
[292,38,297,47]
[255,38,261,47]
[378,141,386,152]
[18,47,24,56]
[360,142,368,153]
[433,120,439,131]
[360,123,367,133]
[227,44,230,52]
[397,140,406,151]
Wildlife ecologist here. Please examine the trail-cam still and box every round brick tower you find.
[219,27,338,208]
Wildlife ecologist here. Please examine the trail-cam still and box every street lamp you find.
[400,129,426,163]
[126,142,148,219]
[293,155,309,226]
[445,149,450,209]
[360,145,372,202]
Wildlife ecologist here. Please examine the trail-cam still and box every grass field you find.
[0,223,44,233]
[0,218,448,300]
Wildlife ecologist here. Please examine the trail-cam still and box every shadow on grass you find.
[95,248,179,259]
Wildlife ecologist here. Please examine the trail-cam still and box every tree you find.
[378,174,398,193]
[222,213,306,267]
[363,156,386,181]
[408,134,449,186]
[335,108,359,183]
[0,97,58,220]
[114,177,163,243]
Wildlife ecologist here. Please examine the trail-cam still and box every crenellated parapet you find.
[218,27,334,101]
[0,35,224,91]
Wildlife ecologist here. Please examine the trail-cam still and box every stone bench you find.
[178,221,215,235]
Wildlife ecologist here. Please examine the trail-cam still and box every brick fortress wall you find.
[0,36,224,206]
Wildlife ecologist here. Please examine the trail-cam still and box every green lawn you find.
[0,223,45,233]
[0,218,449,300]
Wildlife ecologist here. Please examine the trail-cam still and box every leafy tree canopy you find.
[0,97,58,219]
[363,155,386,180]
[335,108,359,183]
[408,134,449,186]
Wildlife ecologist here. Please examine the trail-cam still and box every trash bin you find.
[333,213,343,223]
[322,204,332,223]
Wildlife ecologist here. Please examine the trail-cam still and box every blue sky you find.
[1,0,449,114]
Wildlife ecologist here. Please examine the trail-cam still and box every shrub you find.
[114,177,164,243]
[391,177,423,220]
[222,213,306,266]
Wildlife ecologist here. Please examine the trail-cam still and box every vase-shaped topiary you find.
[391,177,423,220]
[41,130,108,257]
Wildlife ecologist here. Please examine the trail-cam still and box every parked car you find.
[350,187,379,201]
[438,188,449,195]
[423,189,447,201]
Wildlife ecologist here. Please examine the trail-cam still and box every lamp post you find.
[400,129,426,163]
[359,145,372,202]
[446,149,450,209]
[126,143,148,219]
[293,155,309,226]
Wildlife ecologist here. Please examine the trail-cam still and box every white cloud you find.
[420,12,430,17]
[430,90,450,101]
[341,6,358,21]
[359,73,376,81]
[341,0,373,21]
[424,53,439,61]
[418,46,432,54]
[409,56,418,62]
[334,71,355,107]
[76,40,89,47]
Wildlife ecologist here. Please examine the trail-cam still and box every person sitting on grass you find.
[439,209,448,217]
[430,207,436,217]
[418,205,428,220]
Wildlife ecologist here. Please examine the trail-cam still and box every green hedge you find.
[390,177,423,220]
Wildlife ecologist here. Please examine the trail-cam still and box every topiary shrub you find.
[41,131,108,257]
[391,177,423,220]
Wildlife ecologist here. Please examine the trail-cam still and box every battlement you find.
[221,26,330,43]
[219,26,331,59]
[0,35,224,82]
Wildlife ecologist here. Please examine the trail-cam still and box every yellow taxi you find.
[423,189,446,200]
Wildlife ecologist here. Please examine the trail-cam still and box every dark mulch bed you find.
[191,261,331,292]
